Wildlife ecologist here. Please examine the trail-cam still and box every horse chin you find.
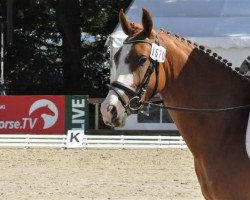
[100,90,129,128]
[111,113,127,128]
[104,109,127,128]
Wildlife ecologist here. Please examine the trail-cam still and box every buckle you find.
[126,96,142,111]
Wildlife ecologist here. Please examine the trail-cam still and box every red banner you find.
[0,96,65,134]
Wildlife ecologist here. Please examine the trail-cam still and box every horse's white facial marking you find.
[100,90,127,127]
[115,44,133,93]
[100,44,133,127]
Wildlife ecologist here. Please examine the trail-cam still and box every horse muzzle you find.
[100,91,128,127]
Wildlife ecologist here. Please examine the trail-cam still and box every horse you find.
[100,8,250,200]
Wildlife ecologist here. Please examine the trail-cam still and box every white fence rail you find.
[0,134,186,149]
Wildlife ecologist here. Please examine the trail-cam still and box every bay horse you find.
[100,8,250,200]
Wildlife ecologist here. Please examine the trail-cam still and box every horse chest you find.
[195,155,250,200]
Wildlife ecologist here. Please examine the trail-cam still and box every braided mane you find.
[161,29,250,83]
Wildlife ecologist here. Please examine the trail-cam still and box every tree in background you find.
[2,0,63,94]
[57,0,82,94]
[1,0,132,96]
[79,0,131,97]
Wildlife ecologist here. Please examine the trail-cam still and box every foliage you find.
[1,0,132,96]
[79,0,132,97]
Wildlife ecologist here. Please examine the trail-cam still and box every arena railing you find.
[0,134,186,148]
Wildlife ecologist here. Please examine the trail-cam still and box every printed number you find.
[155,49,158,57]
[150,43,166,63]
[151,48,155,57]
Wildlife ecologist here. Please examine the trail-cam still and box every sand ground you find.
[0,148,204,200]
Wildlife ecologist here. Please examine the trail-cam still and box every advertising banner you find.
[0,95,88,134]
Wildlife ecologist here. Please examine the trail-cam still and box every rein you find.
[141,101,250,114]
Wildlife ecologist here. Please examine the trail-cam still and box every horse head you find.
[101,9,166,127]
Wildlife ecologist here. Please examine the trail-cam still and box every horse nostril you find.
[107,105,114,112]
[107,105,117,118]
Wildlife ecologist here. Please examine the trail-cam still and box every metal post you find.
[0,17,4,85]
[6,0,13,46]
[95,103,99,130]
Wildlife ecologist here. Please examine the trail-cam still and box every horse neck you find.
[159,34,250,157]
[161,36,249,106]
[162,36,250,108]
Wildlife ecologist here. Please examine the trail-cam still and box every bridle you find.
[108,33,250,114]
[108,35,161,114]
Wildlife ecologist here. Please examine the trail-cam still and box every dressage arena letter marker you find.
[66,130,85,148]
[150,43,166,63]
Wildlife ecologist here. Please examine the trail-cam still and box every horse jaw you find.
[100,90,127,127]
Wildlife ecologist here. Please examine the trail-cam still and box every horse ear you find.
[142,8,153,37]
[119,9,132,35]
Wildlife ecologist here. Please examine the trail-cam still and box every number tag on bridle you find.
[150,43,166,63]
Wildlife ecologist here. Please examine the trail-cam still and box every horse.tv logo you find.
[29,99,59,129]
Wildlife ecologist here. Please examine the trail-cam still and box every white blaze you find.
[115,44,133,94]
[100,44,133,126]
[101,90,121,122]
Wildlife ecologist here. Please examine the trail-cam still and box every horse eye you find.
[138,56,147,65]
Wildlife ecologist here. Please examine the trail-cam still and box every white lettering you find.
[29,118,37,129]
[22,118,37,129]
[14,121,20,129]
[72,99,85,108]
[72,101,86,130]
[72,108,85,119]
[0,118,38,130]
[0,120,21,129]
[22,118,29,129]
